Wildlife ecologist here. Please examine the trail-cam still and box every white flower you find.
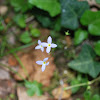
[35,40,44,52]
[36,57,49,72]
[41,36,57,53]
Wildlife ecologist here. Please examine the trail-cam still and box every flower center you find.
[41,45,42,47]
[43,62,46,64]
[48,44,51,47]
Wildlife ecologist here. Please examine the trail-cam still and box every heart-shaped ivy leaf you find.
[68,44,100,78]
[29,0,61,17]
[94,40,100,56]
[74,29,88,45]
[80,10,100,36]
[60,0,89,30]
[25,80,43,96]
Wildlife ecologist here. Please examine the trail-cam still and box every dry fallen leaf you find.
[17,86,48,100]
[8,56,18,66]
[14,53,34,80]
[29,49,56,86]
[14,49,56,86]
[52,84,71,99]
[13,29,55,86]
[5,17,11,24]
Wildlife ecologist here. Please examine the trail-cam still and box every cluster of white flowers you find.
[35,36,57,72]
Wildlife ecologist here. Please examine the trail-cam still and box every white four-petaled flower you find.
[36,58,49,72]
[35,40,44,52]
[42,36,57,53]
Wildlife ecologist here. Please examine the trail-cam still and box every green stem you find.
[0,63,26,81]
[64,76,100,90]
[13,53,28,77]
[1,36,48,57]
[3,41,37,57]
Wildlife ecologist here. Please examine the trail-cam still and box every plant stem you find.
[0,63,26,81]
[4,41,37,57]
[64,76,100,90]
[1,36,48,58]
[13,53,28,77]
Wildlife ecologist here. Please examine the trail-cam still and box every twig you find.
[26,16,35,23]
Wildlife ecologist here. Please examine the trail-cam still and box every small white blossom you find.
[36,57,49,72]
[41,36,57,53]
[35,40,44,52]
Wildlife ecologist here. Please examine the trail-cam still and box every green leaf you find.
[34,9,61,31]
[20,31,32,44]
[84,91,92,100]
[74,29,88,45]
[92,94,100,100]
[10,0,32,12]
[71,79,80,94]
[80,10,100,36]
[29,0,61,17]
[35,86,43,96]
[88,20,100,36]
[25,81,33,88]
[76,99,81,100]
[36,14,52,28]
[30,28,40,38]
[54,18,61,31]
[60,0,89,30]
[0,22,4,31]
[96,0,100,4]
[25,81,43,96]
[14,14,26,28]
[70,74,88,94]
[68,44,100,78]
[94,40,100,56]
[27,89,35,96]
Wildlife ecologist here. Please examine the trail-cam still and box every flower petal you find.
[35,45,41,49]
[41,64,46,72]
[47,36,52,44]
[46,62,49,65]
[43,57,48,62]
[41,42,48,47]
[41,47,44,52]
[46,46,51,53]
[51,43,57,48]
[36,61,43,65]
[38,40,41,44]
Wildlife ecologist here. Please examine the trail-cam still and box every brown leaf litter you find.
[52,83,71,99]
[13,49,56,87]
[8,55,18,66]
[29,49,56,86]
[10,28,56,86]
